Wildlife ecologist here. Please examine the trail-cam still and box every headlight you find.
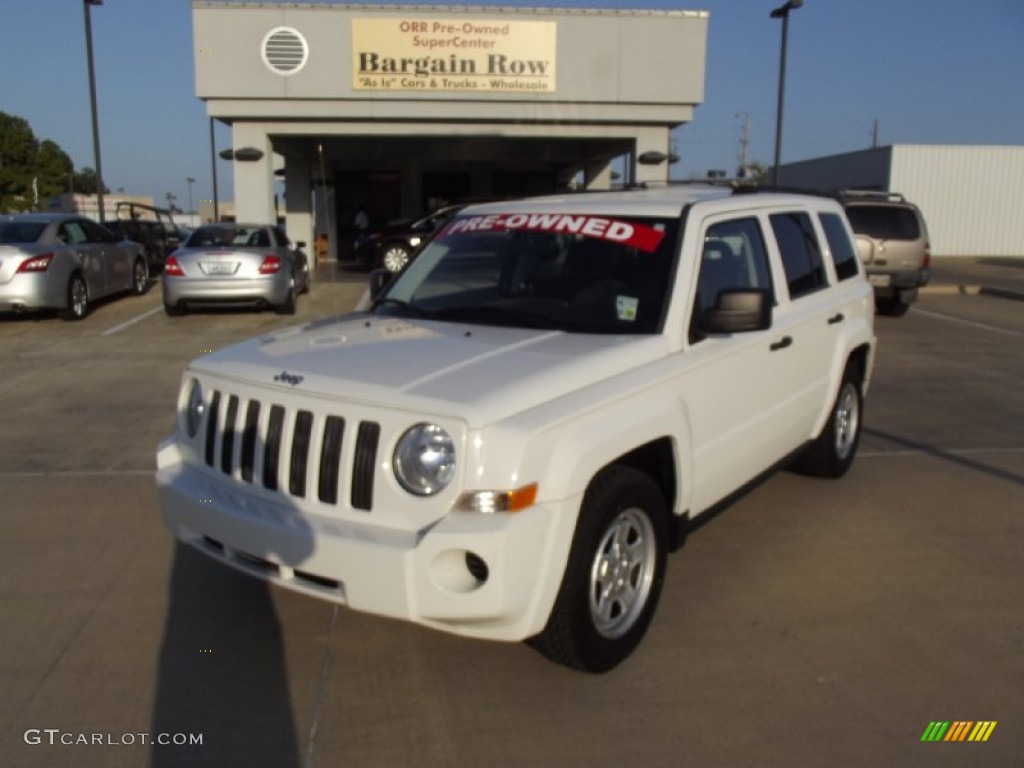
[184,378,205,438]
[393,423,455,495]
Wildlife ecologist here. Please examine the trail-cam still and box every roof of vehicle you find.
[1,213,86,223]
[193,222,275,229]
[462,184,834,218]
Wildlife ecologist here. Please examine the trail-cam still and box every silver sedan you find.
[161,223,309,316]
[0,213,149,320]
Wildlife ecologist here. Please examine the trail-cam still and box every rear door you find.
[58,220,105,295]
[81,218,130,294]
[764,209,839,441]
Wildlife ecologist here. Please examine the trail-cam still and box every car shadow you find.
[150,543,304,767]
[863,426,1023,487]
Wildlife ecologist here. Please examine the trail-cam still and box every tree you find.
[0,111,102,212]
[0,112,39,211]
[37,140,74,199]
[72,166,108,195]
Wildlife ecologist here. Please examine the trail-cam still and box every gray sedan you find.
[0,213,149,320]
[161,223,309,316]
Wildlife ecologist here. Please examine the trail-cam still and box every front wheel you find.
[381,244,411,273]
[530,466,668,673]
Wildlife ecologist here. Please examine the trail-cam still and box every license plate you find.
[201,261,238,276]
[868,274,891,287]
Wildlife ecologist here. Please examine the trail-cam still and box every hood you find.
[194,314,669,426]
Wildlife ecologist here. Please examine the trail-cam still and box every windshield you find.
[186,225,269,248]
[375,212,679,334]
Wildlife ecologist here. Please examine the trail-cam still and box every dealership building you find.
[192,1,708,259]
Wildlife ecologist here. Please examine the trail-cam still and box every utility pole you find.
[83,0,106,221]
[871,119,879,148]
[737,112,751,177]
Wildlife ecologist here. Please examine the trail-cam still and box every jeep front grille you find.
[201,391,379,511]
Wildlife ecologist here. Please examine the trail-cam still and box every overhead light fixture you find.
[232,147,265,162]
[638,151,669,165]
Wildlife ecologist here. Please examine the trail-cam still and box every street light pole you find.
[83,0,106,220]
[770,0,803,187]
[186,177,196,216]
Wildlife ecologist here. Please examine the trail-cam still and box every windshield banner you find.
[444,213,666,253]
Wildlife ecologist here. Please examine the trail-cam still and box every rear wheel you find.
[530,466,668,673]
[794,362,863,478]
[164,302,186,317]
[60,274,89,321]
[274,278,297,315]
[875,295,910,316]
[131,258,149,295]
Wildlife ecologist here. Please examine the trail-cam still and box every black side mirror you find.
[700,289,772,334]
[368,268,393,301]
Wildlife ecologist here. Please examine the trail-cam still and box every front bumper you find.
[156,437,572,641]
[161,274,290,307]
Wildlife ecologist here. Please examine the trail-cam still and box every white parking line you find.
[0,469,154,478]
[859,446,1024,458]
[101,306,163,336]
[911,307,1021,337]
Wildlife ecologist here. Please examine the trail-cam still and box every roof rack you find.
[836,189,907,203]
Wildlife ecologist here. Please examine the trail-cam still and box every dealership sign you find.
[352,18,556,93]
[445,214,667,253]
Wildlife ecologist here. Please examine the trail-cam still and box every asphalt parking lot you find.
[2,259,1021,768]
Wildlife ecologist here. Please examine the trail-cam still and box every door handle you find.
[770,335,793,351]
[828,312,845,325]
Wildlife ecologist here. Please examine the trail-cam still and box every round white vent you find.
[261,27,308,76]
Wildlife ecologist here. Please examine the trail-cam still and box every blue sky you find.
[4,0,1022,210]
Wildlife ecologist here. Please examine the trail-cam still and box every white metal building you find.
[778,145,1024,258]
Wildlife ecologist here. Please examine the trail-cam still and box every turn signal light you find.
[457,483,538,514]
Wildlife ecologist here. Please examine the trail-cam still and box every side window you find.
[691,217,774,340]
[79,219,118,244]
[819,213,860,281]
[769,212,828,299]
[58,221,88,245]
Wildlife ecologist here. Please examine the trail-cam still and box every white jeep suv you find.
[156,185,875,672]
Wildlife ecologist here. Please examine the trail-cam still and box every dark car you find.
[353,204,469,273]
[104,202,183,276]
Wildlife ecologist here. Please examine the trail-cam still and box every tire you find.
[381,244,411,273]
[131,258,149,296]
[60,274,89,321]
[274,278,297,315]
[875,295,910,316]
[794,362,863,478]
[530,466,668,673]
[164,302,186,317]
